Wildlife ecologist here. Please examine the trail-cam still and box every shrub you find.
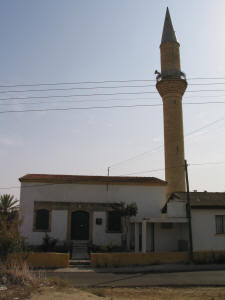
[0,215,26,262]
[41,234,58,252]
[0,260,43,286]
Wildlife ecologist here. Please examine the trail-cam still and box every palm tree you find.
[0,194,18,215]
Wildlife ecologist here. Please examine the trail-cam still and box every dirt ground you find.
[87,287,225,299]
[1,285,225,300]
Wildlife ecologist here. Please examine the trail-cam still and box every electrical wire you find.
[1,161,224,190]
[1,101,225,114]
[0,100,225,107]
[0,82,225,95]
[0,76,224,89]
[108,115,225,169]
[121,161,225,176]
[1,88,225,103]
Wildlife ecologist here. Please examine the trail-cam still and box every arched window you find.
[35,209,49,231]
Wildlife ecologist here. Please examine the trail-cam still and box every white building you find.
[166,192,225,251]
[19,9,225,257]
[19,174,225,255]
[20,174,189,254]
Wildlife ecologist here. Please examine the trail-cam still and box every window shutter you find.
[216,215,224,234]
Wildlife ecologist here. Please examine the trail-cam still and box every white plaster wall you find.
[192,209,225,251]
[92,211,121,246]
[20,182,166,245]
[154,223,188,252]
[51,210,68,243]
[19,206,68,245]
[20,182,165,244]
[167,200,186,218]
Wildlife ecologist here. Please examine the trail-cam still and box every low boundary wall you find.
[91,251,225,267]
[7,252,69,268]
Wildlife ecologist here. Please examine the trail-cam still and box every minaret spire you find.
[156,8,187,198]
[161,7,177,43]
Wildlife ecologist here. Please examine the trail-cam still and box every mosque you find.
[19,8,225,257]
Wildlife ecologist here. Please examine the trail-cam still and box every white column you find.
[135,222,139,252]
[126,222,130,250]
[142,221,147,253]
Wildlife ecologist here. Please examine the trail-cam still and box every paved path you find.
[46,270,225,287]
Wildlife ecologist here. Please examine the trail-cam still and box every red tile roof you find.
[19,174,167,186]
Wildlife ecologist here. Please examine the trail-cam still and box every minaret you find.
[156,8,187,198]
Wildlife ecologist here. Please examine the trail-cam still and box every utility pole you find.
[185,159,193,262]
[107,167,110,176]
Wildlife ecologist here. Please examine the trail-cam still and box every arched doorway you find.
[71,211,89,240]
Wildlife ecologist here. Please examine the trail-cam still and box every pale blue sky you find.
[0,0,224,199]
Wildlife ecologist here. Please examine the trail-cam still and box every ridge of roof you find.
[19,174,167,186]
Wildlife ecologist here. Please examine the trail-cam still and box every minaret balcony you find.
[155,70,186,83]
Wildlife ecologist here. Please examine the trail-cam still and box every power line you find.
[186,89,225,93]
[189,83,225,86]
[0,84,157,94]
[1,82,225,95]
[0,76,224,89]
[0,97,160,106]
[1,102,225,114]
[121,161,225,176]
[108,115,225,169]
[188,77,225,80]
[1,90,225,105]
[190,161,225,166]
[0,103,163,114]
[1,99,225,107]
[0,161,225,191]
[0,91,159,102]
[0,79,157,88]
[109,145,163,169]
[185,115,225,137]
[1,88,225,103]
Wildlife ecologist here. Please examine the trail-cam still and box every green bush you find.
[41,234,58,252]
[0,216,26,262]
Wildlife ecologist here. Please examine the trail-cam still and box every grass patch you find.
[0,260,44,286]
[0,260,48,300]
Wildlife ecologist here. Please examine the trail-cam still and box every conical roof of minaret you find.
[161,7,178,43]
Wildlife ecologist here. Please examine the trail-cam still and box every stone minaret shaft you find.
[156,8,187,197]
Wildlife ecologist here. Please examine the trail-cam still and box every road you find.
[46,270,225,287]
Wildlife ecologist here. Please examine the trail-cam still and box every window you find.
[35,209,50,231]
[107,211,122,233]
[215,215,225,234]
[96,218,102,225]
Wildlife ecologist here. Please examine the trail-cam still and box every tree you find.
[0,194,24,261]
[0,194,19,226]
[0,194,18,215]
[112,202,138,250]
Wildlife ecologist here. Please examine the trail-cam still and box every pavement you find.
[45,270,225,287]
[43,263,225,287]
[46,263,225,274]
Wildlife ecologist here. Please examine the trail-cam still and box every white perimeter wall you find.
[192,209,225,251]
[20,182,166,245]
[154,223,188,252]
